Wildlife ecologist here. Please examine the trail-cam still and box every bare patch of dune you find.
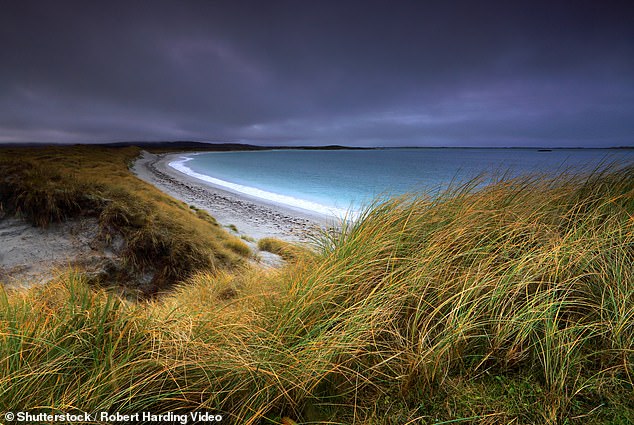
[0,216,107,289]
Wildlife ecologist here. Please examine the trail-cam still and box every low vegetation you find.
[258,237,309,261]
[0,147,632,424]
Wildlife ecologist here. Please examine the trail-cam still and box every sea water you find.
[170,148,634,218]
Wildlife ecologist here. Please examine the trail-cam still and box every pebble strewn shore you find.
[132,151,334,244]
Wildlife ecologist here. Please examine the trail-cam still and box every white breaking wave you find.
[169,156,355,219]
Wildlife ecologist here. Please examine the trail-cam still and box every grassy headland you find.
[0,146,632,424]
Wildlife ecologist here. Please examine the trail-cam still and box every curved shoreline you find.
[132,151,337,243]
[169,155,352,218]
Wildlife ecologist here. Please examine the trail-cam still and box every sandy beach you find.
[131,151,337,244]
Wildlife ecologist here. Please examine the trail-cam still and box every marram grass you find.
[1,160,633,424]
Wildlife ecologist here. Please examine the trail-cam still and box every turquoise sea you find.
[169,149,634,218]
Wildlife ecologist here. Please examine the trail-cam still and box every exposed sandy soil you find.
[0,216,106,289]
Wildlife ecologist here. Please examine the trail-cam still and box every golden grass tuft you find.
[258,237,312,261]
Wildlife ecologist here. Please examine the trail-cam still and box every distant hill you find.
[101,141,268,151]
[103,141,371,151]
[0,141,371,151]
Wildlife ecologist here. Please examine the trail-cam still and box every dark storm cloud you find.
[1,0,633,146]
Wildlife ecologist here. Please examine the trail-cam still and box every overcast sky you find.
[1,1,633,147]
